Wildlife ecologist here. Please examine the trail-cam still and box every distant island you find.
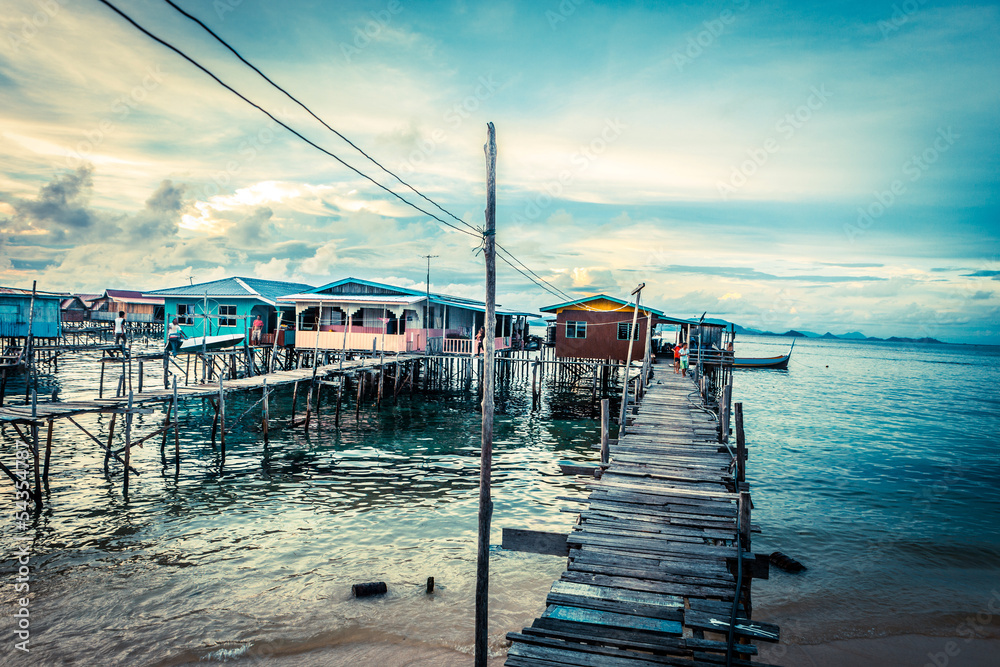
[732,325,945,345]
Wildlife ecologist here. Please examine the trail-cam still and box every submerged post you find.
[172,377,179,475]
[475,121,497,667]
[262,378,269,445]
[600,398,610,465]
[735,402,746,484]
[123,392,133,497]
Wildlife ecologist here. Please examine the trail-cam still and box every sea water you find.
[1,337,998,665]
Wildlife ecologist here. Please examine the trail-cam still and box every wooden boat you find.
[179,334,244,353]
[734,340,794,369]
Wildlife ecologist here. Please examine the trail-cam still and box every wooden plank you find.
[684,609,780,643]
[543,605,683,635]
[502,527,569,557]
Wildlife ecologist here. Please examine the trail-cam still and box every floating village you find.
[0,274,791,666]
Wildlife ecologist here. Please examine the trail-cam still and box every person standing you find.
[679,343,690,378]
[251,315,263,345]
[475,326,485,356]
[167,317,186,356]
[673,342,681,374]
[113,310,127,349]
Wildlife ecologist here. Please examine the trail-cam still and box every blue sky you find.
[1,0,998,342]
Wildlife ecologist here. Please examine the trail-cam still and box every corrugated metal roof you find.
[279,293,424,305]
[0,286,68,298]
[540,294,665,317]
[147,277,314,305]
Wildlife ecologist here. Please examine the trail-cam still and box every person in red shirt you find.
[673,342,681,374]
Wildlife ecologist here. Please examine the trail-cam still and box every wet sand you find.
[765,635,1000,667]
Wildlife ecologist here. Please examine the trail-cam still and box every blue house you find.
[0,286,65,339]
[147,277,314,345]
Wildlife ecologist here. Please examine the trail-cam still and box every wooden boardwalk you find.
[505,371,779,666]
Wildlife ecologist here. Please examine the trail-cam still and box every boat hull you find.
[178,334,245,353]
[734,354,790,369]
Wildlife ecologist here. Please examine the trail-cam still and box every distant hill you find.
[728,325,946,344]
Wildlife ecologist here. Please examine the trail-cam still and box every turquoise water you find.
[735,336,1000,645]
[2,337,999,665]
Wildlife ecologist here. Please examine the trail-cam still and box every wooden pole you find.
[105,411,116,475]
[262,378,269,445]
[618,284,644,439]
[335,378,343,427]
[160,401,172,454]
[475,121,497,667]
[172,377,179,474]
[268,312,283,373]
[219,376,226,465]
[290,380,299,423]
[735,402,746,484]
[600,398,610,465]
[43,418,53,487]
[304,382,314,431]
[123,392,133,497]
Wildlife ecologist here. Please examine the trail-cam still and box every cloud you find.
[5,165,120,243]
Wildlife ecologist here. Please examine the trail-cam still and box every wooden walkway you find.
[505,371,779,666]
[0,353,420,424]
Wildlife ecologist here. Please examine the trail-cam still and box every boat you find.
[178,334,245,353]
[734,340,794,369]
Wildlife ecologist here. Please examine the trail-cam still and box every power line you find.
[161,0,482,237]
[93,0,479,239]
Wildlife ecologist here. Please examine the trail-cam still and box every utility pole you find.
[618,282,644,439]
[422,254,438,356]
[474,121,497,667]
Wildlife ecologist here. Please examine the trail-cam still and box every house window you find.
[566,321,587,339]
[176,304,194,325]
[218,305,237,327]
[617,322,639,341]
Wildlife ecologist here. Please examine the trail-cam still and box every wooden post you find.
[335,378,344,427]
[600,398,610,465]
[99,357,105,399]
[304,382,314,431]
[618,284,644,439]
[43,418,53,487]
[735,402,746,484]
[313,380,322,433]
[720,383,732,444]
[218,376,226,465]
[377,354,385,411]
[268,313,283,373]
[160,401,172,454]
[105,411,117,474]
[138,360,143,394]
[262,378,269,445]
[172,377,179,474]
[356,371,362,420]
[475,121,497,667]
[739,491,751,551]
[290,380,299,423]
[123,392,133,497]
[210,398,219,446]
[29,391,41,507]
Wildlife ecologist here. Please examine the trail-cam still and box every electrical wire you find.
[160,0,483,237]
[93,0,480,239]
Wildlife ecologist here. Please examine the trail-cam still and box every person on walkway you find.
[167,318,186,356]
[475,326,485,355]
[251,315,263,345]
[113,311,127,350]
[679,343,690,378]
[673,342,681,374]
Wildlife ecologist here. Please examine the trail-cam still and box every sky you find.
[1,0,998,343]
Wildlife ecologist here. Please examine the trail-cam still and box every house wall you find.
[0,296,62,338]
[163,297,260,341]
[554,308,655,362]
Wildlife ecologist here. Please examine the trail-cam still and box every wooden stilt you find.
[105,412,117,475]
[43,418,53,488]
[123,392,133,497]
[172,377,179,475]
[335,378,343,427]
[290,380,300,424]
[262,378,269,445]
[600,398,610,465]
[303,382,313,431]
[219,376,226,465]
[160,401,172,455]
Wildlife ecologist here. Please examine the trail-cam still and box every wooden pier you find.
[505,370,779,666]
